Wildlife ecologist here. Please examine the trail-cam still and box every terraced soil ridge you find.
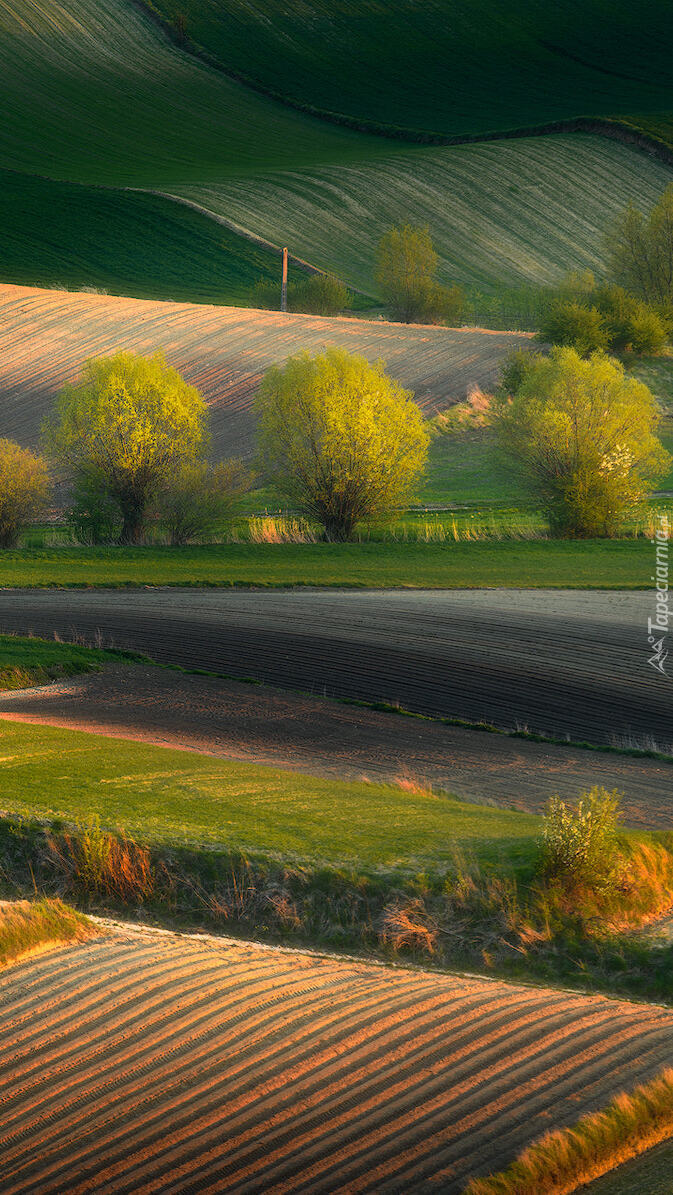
[0,284,531,458]
[0,588,666,746]
[1,928,673,1193]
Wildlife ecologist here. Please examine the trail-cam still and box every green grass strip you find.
[0,540,653,589]
[0,897,95,967]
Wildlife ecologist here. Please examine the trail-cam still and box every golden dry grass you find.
[0,897,96,967]
[465,1068,673,1195]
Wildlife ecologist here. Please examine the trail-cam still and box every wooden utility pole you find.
[280,247,288,312]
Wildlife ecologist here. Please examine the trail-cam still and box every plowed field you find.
[0,588,665,746]
[0,284,531,457]
[2,927,673,1193]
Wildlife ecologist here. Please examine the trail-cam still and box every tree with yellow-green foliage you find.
[495,347,670,537]
[45,352,209,544]
[255,347,429,541]
[0,439,50,547]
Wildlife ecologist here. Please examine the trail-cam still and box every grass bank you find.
[2,722,673,1002]
[0,634,146,690]
[467,1069,673,1195]
[0,897,95,967]
[0,540,652,589]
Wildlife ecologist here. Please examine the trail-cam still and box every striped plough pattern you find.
[1,928,673,1193]
[0,284,531,459]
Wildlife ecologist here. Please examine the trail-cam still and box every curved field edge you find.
[0,898,96,967]
[134,0,673,148]
[465,1068,673,1195]
[0,170,285,306]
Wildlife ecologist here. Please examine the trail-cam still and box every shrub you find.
[498,348,545,396]
[252,273,352,316]
[494,347,670,537]
[0,439,50,548]
[292,274,351,316]
[539,786,621,896]
[607,184,673,305]
[256,346,429,541]
[538,301,608,355]
[156,459,251,545]
[375,223,464,324]
[66,466,121,544]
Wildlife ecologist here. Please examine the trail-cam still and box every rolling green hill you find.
[143,0,673,142]
[0,170,282,304]
[2,0,673,307]
[182,135,673,295]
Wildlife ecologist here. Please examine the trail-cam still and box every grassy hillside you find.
[143,0,673,141]
[0,171,282,304]
[0,0,379,187]
[0,720,537,871]
[3,0,673,303]
[183,135,673,294]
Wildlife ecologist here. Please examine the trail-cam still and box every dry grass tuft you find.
[247,516,317,544]
[46,816,154,903]
[380,900,437,955]
[465,1067,673,1195]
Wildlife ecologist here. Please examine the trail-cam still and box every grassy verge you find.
[466,1069,673,1195]
[0,540,653,589]
[0,897,96,967]
[0,721,537,872]
[2,722,673,1001]
[0,634,146,690]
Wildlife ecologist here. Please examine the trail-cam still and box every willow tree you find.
[255,347,429,541]
[495,347,670,537]
[45,352,209,543]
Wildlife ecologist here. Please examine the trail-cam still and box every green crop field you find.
[183,136,673,294]
[0,720,538,873]
[0,170,282,305]
[3,0,673,304]
[144,0,673,142]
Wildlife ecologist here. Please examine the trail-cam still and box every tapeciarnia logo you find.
[648,513,671,679]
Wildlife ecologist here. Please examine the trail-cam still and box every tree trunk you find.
[118,496,146,545]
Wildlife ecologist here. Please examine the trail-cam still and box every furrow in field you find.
[2,930,672,1194]
[0,589,664,745]
[0,283,531,457]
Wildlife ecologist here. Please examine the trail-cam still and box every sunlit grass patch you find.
[0,897,96,967]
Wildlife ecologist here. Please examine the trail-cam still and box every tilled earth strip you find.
[0,664,671,828]
[2,925,673,1193]
[0,588,668,746]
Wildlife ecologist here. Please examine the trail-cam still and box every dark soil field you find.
[0,588,666,747]
[2,924,673,1193]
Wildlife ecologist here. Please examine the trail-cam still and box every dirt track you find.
[1,924,673,1193]
[0,664,671,828]
[0,588,668,746]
